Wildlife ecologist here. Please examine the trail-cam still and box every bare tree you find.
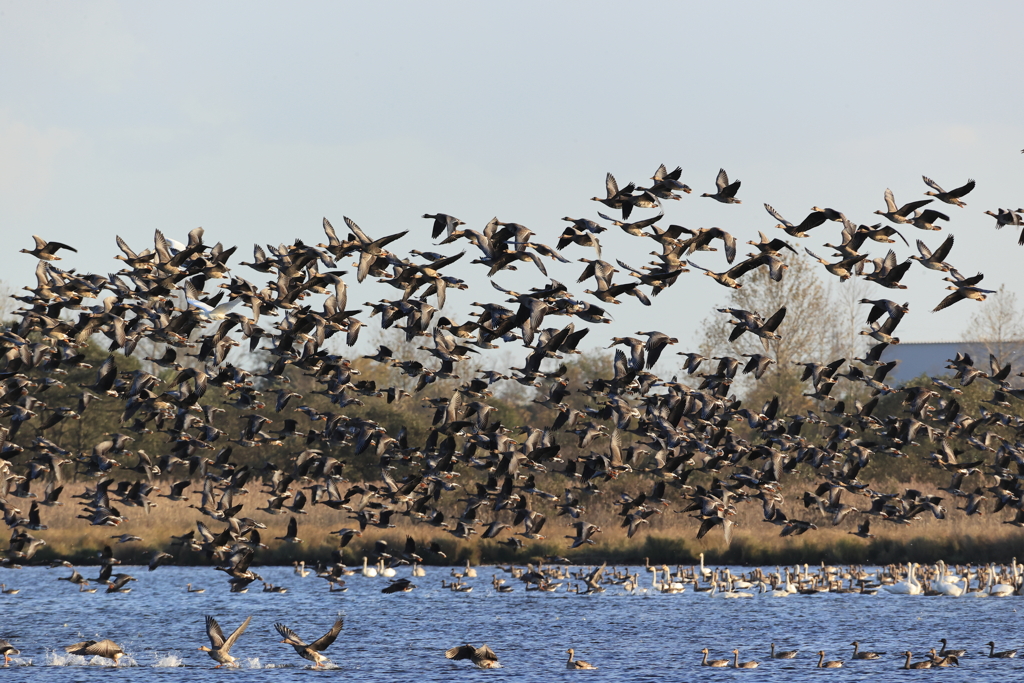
[0,280,13,323]
[964,284,1024,373]
[699,251,848,415]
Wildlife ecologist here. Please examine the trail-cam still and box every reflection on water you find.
[1,564,1022,681]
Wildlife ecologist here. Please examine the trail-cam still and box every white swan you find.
[932,561,964,597]
[379,559,397,578]
[725,569,753,590]
[883,563,921,595]
[710,578,752,598]
[698,552,713,578]
[761,579,791,598]
[660,565,686,593]
[412,563,426,577]
[362,557,378,578]
[988,564,1014,597]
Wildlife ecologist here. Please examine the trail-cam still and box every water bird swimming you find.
[566,648,598,669]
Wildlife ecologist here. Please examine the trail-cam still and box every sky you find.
[2,1,1023,357]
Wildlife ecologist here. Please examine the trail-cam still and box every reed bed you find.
[20,477,1024,568]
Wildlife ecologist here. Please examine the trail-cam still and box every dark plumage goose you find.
[909,208,949,231]
[770,643,798,659]
[817,651,843,668]
[933,282,995,312]
[937,639,966,658]
[591,173,637,219]
[922,176,975,207]
[422,213,465,240]
[644,164,691,199]
[64,639,126,664]
[446,644,500,669]
[985,641,1016,658]
[702,168,742,204]
[199,614,252,667]
[21,235,78,261]
[275,618,344,668]
[850,641,883,660]
[903,651,932,669]
[875,188,931,224]
[909,235,954,271]
[764,204,826,237]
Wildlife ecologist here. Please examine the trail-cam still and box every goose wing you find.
[882,188,898,213]
[715,168,730,191]
[206,615,227,648]
[446,644,477,660]
[763,204,790,226]
[308,618,345,652]
[931,234,955,262]
[223,615,252,652]
[91,640,123,658]
[274,622,307,646]
[605,173,619,197]
[915,239,933,260]
[921,176,944,193]
[343,216,370,244]
[947,178,975,198]
[474,644,499,664]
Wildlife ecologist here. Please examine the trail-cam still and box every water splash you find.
[43,650,136,667]
[44,650,86,666]
[152,652,183,667]
[244,657,264,668]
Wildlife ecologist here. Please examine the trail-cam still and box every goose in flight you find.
[445,644,501,668]
[275,617,344,668]
[21,235,78,261]
[64,639,126,665]
[875,188,931,224]
[922,176,975,207]
[764,204,826,237]
[199,614,252,667]
[702,168,742,204]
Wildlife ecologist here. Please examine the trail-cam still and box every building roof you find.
[879,340,1024,385]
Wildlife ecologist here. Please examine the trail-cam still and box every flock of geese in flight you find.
[0,162,1023,667]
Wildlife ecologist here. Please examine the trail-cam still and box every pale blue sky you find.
[2,1,1022,353]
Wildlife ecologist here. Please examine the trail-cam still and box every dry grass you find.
[17,476,1024,567]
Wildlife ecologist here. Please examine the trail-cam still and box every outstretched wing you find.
[309,618,344,652]
[206,615,226,648]
[446,644,476,661]
[224,615,252,651]
[274,622,307,646]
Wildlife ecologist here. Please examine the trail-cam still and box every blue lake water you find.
[1,564,1021,681]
